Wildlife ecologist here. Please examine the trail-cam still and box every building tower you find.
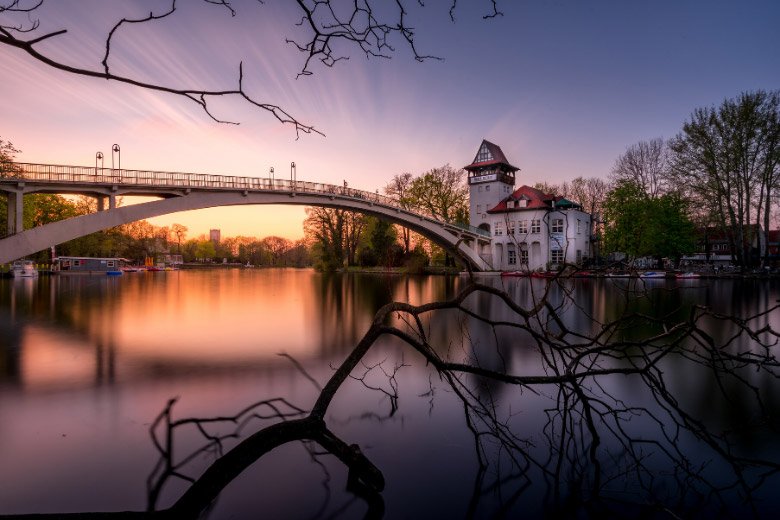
[464,140,519,233]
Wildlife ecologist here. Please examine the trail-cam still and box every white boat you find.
[676,272,701,279]
[640,271,666,278]
[11,260,39,278]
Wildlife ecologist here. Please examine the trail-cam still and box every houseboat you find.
[54,257,129,275]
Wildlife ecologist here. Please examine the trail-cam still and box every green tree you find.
[194,240,217,262]
[405,165,469,224]
[369,218,398,266]
[602,180,695,265]
[384,173,414,254]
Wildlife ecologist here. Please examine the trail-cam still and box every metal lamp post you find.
[112,144,121,182]
[95,152,103,176]
[270,167,274,189]
[290,162,296,190]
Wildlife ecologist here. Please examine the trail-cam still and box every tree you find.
[194,240,216,262]
[172,224,188,254]
[610,138,669,199]
[0,135,20,173]
[602,179,695,264]
[0,1,503,136]
[261,236,292,266]
[304,207,368,270]
[384,173,414,254]
[668,90,780,268]
[1,136,21,235]
[405,165,469,224]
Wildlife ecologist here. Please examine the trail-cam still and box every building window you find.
[508,248,516,265]
[485,185,490,191]
[477,205,482,213]
[518,220,527,234]
[507,200,514,209]
[551,249,564,264]
[552,219,563,233]
[520,249,528,264]
[531,220,541,233]
[518,199,527,208]
[476,143,494,163]
[495,221,503,235]
[576,250,582,264]
[576,219,581,234]
[508,221,515,235]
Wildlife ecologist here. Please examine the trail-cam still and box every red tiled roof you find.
[464,140,520,172]
[487,185,556,213]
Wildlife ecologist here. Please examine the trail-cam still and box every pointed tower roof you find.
[464,140,520,172]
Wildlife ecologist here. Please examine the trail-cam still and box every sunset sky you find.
[2,0,779,241]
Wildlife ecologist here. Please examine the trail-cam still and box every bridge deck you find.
[1,162,489,239]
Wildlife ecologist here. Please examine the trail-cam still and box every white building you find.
[466,140,592,271]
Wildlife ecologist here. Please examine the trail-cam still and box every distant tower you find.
[209,229,221,244]
[464,140,519,232]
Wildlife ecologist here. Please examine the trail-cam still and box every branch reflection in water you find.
[0,273,779,518]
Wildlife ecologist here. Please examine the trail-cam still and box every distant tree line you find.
[304,164,470,271]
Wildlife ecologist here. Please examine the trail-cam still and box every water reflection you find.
[0,272,778,518]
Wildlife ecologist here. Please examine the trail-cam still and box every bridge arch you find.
[0,188,491,270]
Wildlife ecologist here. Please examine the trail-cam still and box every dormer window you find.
[518,199,527,208]
[507,200,515,209]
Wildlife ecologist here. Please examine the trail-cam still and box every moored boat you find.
[570,271,593,278]
[676,272,701,279]
[640,271,667,278]
[11,260,39,278]
[501,271,528,277]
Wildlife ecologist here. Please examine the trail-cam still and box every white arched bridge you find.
[1,163,492,270]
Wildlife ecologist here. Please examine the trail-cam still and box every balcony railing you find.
[1,162,490,238]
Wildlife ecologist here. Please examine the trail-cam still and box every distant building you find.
[209,229,221,244]
[682,225,768,265]
[467,140,592,271]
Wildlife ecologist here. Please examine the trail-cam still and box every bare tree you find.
[669,91,780,269]
[610,138,668,199]
[0,0,504,136]
[171,223,187,255]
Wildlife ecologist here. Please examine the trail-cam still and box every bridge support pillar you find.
[6,191,23,235]
[96,195,116,211]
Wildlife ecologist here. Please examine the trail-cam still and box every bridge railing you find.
[2,162,490,238]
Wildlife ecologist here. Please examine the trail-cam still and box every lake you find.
[1,270,779,518]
